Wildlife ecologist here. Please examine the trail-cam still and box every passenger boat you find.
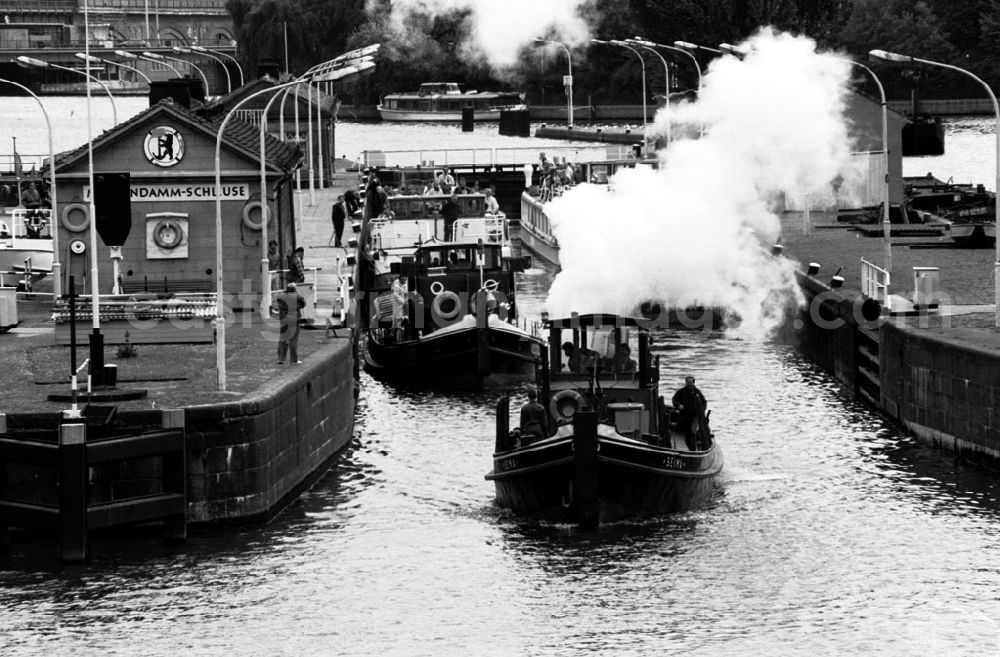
[905,172,996,247]
[518,158,650,269]
[485,313,723,527]
[356,191,543,387]
[0,208,54,273]
[377,83,525,122]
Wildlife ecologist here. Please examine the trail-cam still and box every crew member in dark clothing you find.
[274,282,306,365]
[672,375,707,451]
[330,194,347,246]
[344,189,360,215]
[519,388,549,442]
[441,194,460,240]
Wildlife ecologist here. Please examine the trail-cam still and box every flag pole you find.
[12,136,21,206]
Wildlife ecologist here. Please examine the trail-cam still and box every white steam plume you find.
[544,29,856,338]
[380,0,590,67]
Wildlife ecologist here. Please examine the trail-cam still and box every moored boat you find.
[904,172,996,247]
[486,313,723,526]
[378,83,525,122]
[356,190,543,387]
[0,207,54,273]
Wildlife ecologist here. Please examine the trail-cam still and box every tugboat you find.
[485,313,723,526]
[356,191,543,387]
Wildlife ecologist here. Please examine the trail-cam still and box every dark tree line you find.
[226,0,1000,104]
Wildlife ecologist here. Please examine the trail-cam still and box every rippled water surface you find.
[3,109,1000,655]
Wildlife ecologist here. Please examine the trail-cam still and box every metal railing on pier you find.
[361,144,635,169]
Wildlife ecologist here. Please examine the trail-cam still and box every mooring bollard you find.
[571,410,599,529]
[58,421,88,562]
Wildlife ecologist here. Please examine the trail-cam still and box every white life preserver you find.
[482,278,499,291]
[431,290,461,321]
[430,280,445,296]
[241,201,270,231]
[550,389,583,424]
[153,220,184,249]
[61,203,90,233]
[69,239,86,254]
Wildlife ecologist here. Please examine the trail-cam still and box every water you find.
[3,108,1000,655]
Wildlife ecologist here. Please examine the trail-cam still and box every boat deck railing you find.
[2,208,52,239]
[362,144,635,169]
[52,292,217,323]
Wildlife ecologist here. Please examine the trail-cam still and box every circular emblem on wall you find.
[143,126,185,167]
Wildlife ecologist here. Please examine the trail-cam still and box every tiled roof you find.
[50,98,303,174]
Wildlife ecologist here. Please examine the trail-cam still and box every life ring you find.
[153,220,183,249]
[69,239,86,254]
[482,278,499,291]
[550,389,583,423]
[241,201,270,231]
[61,203,90,233]
[431,290,461,321]
[430,280,445,296]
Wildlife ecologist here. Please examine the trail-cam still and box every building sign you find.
[84,183,251,202]
[143,126,185,167]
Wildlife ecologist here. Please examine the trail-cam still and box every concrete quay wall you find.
[790,274,1000,464]
[4,335,357,525]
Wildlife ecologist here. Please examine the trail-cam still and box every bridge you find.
[0,0,238,95]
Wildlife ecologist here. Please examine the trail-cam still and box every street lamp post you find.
[75,52,151,85]
[674,40,722,56]
[870,48,1000,325]
[592,39,648,151]
[626,39,670,144]
[534,37,574,127]
[137,50,182,77]
[635,38,703,136]
[190,45,244,87]
[15,56,118,125]
[0,77,60,297]
[174,46,230,93]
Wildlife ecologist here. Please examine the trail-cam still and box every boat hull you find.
[487,426,723,526]
[377,107,504,122]
[518,191,560,268]
[949,222,996,248]
[364,320,541,388]
[0,239,53,273]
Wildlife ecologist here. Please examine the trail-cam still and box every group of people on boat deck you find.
[515,376,709,449]
[560,341,636,374]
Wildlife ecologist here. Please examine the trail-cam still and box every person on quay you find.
[330,194,347,247]
[344,188,360,216]
[267,240,281,270]
[672,375,708,451]
[274,282,306,365]
[391,274,409,343]
[287,246,306,283]
[519,388,550,443]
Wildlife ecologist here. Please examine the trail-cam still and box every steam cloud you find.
[544,29,857,338]
[379,0,590,67]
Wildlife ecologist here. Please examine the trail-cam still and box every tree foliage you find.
[226,0,1000,102]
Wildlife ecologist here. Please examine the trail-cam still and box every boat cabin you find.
[539,314,661,436]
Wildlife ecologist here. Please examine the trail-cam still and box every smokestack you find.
[149,80,191,108]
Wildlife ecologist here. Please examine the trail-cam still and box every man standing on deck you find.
[672,375,707,451]
[519,388,549,443]
[391,274,408,343]
[484,187,500,214]
[330,194,347,247]
[441,194,460,240]
[274,282,306,365]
